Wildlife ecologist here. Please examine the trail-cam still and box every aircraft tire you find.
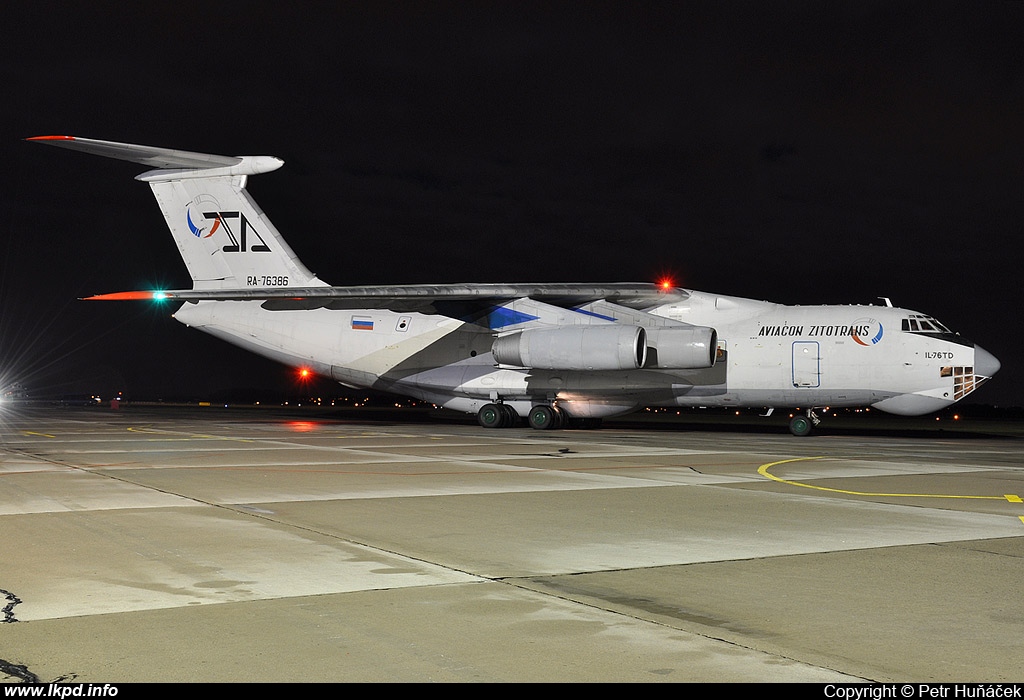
[477,403,504,428]
[789,415,814,437]
[500,403,519,427]
[528,405,556,430]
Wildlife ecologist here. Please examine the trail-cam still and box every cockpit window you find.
[901,314,951,334]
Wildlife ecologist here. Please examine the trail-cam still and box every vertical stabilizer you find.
[27,136,326,290]
[143,173,323,290]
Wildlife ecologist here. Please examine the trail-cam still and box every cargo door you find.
[792,341,820,387]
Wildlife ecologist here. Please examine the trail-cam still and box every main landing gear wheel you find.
[528,404,565,430]
[477,403,519,428]
[477,403,503,428]
[789,414,814,437]
[499,403,519,427]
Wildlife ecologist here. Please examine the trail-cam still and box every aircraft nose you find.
[974,345,1001,378]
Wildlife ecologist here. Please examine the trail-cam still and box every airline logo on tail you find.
[184,196,271,253]
[185,196,221,238]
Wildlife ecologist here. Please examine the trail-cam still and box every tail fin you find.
[28,136,326,290]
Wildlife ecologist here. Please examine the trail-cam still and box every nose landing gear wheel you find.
[789,415,814,437]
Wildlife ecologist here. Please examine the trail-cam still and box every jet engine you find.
[645,326,717,369]
[492,325,647,371]
[492,324,718,372]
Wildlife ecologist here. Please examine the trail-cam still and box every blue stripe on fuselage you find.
[486,307,540,329]
[572,307,617,322]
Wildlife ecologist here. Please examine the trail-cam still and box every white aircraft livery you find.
[29,135,1000,435]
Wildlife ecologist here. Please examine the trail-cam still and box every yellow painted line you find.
[126,426,253,443]
[22,431,55,438]
[1006,494,1023,503]
[758,457,1008,501]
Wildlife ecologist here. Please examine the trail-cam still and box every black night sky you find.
[2,2,1022,406]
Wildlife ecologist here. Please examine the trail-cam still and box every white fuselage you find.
[172,289,997,419]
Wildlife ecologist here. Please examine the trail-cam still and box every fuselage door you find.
[792,341,820,387]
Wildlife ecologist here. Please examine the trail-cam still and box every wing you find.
[85,283,688,314]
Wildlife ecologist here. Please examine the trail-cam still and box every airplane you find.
[28,135,1001,436]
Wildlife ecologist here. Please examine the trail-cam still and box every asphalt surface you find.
[1,404,1022,682]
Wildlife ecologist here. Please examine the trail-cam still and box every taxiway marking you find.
[758,457,1023,507]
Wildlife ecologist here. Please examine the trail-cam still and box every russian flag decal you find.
[351,316,374,331]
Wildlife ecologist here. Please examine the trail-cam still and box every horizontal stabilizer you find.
[27,135,243,170]
[31,135,310,290]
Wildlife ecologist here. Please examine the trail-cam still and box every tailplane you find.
[28,136,326,290]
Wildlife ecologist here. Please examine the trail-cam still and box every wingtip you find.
[26,135,76,142]
[84,291,166,301]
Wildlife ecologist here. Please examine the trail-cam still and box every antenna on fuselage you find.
[878,297,893,307]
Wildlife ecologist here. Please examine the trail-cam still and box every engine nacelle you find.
[492,325,647,371]
[645,326,717,369]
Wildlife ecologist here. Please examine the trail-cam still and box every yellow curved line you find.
[758,456,1012,501]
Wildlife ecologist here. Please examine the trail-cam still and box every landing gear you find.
[789,415,813,437]
[527,404,566,430]
[789,409,820,437]
[477,403,519,428]
[477,402,585,430]
[499,403,519,427]
[477,403,502,428]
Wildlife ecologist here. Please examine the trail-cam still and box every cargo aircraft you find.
[28,136,1000,435]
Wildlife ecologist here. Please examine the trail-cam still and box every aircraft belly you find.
[406,364,718,403]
